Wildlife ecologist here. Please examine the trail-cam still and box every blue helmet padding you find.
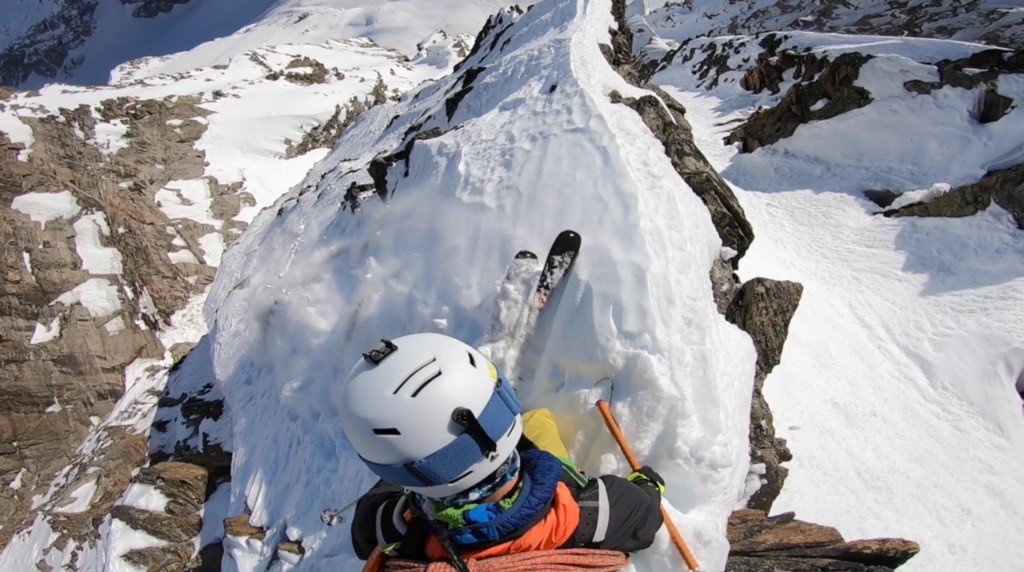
[361,373,522,488]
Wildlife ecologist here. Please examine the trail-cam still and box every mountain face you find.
[641,0,1024,49]
[0,0,208,87]
[0,0,513,89]
[0,0,1022,571]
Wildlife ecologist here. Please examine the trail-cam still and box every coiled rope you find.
[383,549,629,572]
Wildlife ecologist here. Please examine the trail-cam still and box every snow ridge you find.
[205,0,756,569]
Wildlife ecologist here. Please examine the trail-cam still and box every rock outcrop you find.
[727,509,920,572]
[113,462,210,570]
[604,0,755,263]
[879,164,1024,229]
[725,279,803,512]
[121,0,193,19]
[726,39,874,152]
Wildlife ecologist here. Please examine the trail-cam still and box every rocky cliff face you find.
[0,34,434,565]
[0,92,229,549]
[0,0,198,88]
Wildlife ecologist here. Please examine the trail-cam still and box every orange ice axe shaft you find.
[596,400,700,571]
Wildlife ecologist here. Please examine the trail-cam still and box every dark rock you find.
[185,542,223,571]
[903,80,935,95]
[725,279,803,511]
[445,87,474,121]
[224,514,266,541]
[266,56,330,85]
[728,53,873,152]
[136,462,208,516]
[121,0,192,19]
[610,90,755,263]
[454,7,523,75]
[864,190,900,208]
[727,509,920,571]
[902,49,1024,97]
[885,164,1024,229]
[123,541,196,571]
[710,257,742,315]
[938,62,976,89]
[367,128,446,205]
[978,89,1014,124]
[278,540,305,555]
[742,47,828,95]
[111,505,202,543]
[726,279,804,378]
[0,1,100,86]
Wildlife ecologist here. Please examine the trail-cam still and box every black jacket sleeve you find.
[351,480,409,560]
[595,474,664,553]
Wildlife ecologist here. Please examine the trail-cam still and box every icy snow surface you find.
[204,0,755,570]
[652,29,1024,572]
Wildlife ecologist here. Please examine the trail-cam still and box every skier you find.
[339,333,666,569]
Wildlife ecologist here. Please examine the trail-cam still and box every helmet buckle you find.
[451,407,498,455]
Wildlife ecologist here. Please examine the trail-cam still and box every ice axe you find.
[590,379,701,571]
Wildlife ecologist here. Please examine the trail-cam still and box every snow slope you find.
[203,0,757,570]
[651,30,1024,572]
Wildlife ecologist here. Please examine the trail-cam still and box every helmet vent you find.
[467,351,476,367]
[373,428,401,435]
[411,370,442,397]
[393,357,437,394]
[450,469,473,483]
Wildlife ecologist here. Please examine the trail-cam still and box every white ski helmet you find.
[338,333,524,498]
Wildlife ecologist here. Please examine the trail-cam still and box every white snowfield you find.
[648,22,1024,572]
[205,0,755,570]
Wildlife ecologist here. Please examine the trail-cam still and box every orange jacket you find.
[424,481,580,560]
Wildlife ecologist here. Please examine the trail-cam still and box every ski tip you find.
[515,250,538,259]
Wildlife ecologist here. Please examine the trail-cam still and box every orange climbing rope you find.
[381,549,630,571]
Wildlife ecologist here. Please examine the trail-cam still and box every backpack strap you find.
[571,477,610,546]
[556,460,610,548]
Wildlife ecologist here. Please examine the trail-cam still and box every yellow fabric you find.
[522,408,569,460]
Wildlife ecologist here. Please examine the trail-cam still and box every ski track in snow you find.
[655,72,1024,571]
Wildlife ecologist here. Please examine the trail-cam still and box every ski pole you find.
[596,400,701,571]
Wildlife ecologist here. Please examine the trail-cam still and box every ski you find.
[480,231,581,387]
[482,250,540,349]
[532,230,581,311]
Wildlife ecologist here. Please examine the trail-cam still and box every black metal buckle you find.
[363,339,398,365]
[451,407,498,456]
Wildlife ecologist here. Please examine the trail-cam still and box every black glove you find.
[627,465,666,494]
